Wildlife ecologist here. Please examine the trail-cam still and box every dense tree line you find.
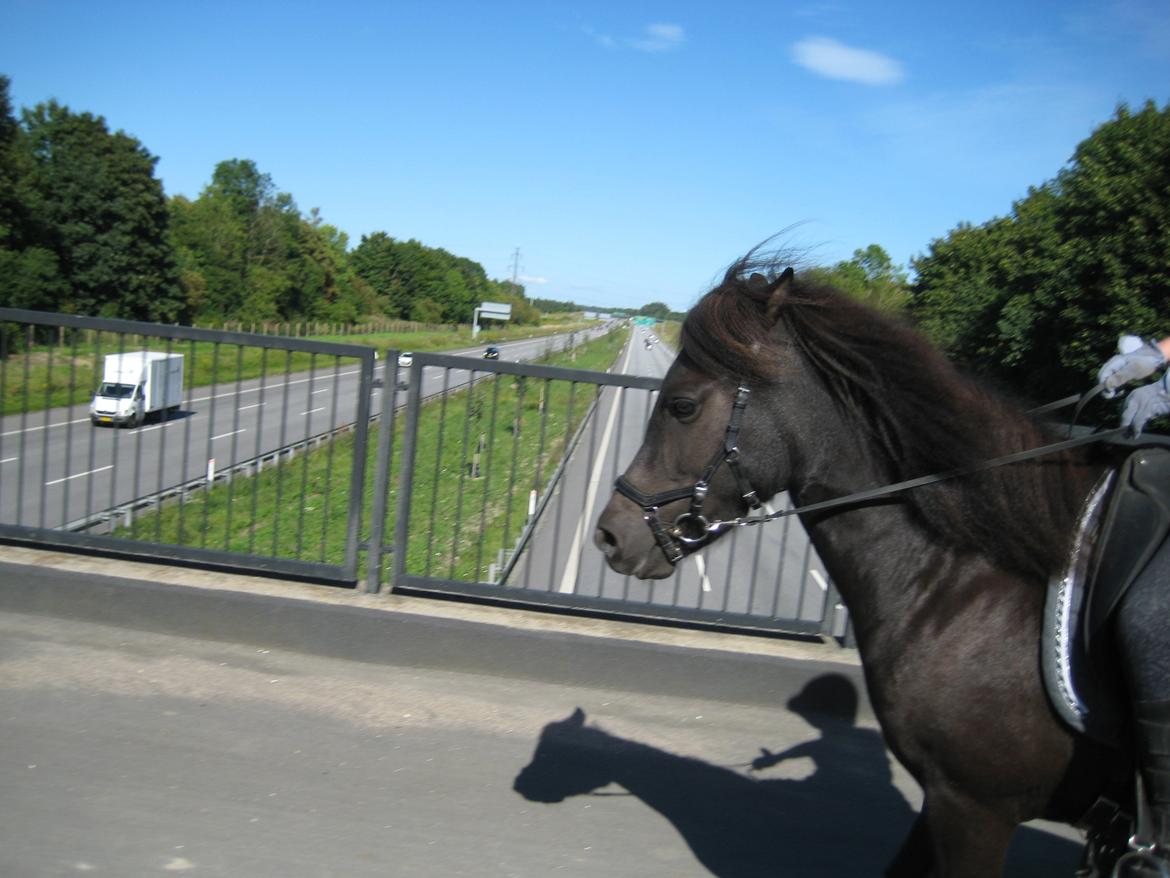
[909,100,1170,401]
[0,76,540,328]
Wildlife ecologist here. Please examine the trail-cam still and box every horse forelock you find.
[681,257,1103,582]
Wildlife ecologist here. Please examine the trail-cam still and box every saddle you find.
[1042,445,1170,748]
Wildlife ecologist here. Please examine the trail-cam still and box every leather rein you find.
[614,384,1123,566]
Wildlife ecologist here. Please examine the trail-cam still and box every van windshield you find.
[97,382,135,399]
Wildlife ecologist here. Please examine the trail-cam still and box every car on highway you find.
[483,346,500,360]
[397,352,413,368]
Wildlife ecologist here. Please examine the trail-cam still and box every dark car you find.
[483,346,500,359]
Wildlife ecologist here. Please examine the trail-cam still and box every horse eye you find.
[667,398,698,420]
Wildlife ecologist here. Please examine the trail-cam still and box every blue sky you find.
[3,1,1168,313]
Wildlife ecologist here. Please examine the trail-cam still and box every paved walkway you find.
[0,549,1082,876]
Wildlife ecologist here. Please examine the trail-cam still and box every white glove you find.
[1097,335,1166,398]
[1120,373,1170,437]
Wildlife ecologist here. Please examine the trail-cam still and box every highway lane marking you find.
[138,420,185,433]
[558,335,636,594]
[46,465,113,486]
[238,403,263,411]
[1,456,17,464]
[211,429,246,441]
[301,407,325,416]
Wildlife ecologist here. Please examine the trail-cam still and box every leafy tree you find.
[808,244,909,313]
[171,159,376,324]
[0,93,181,320]
[351,233,537,324]
[910,100,1170,400]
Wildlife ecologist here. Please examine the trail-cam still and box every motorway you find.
[0,552,1083,877]
[502,329,841,633]
[0,328,607,532]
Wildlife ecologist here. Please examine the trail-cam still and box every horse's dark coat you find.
[594,258,1133,876]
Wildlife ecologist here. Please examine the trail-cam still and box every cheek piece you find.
[614,385,762,564]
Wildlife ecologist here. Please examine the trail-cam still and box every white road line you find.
[211,429,246,441]
[695,554,712,593]
[46,465,112,486]
[1,456,17,464]
[558,337,636,594]
[138,420,184,433]
[238,403,263,412]
[301,407,325,416]
[809,569,829,592]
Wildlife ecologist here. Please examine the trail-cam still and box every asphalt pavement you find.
[0,548,1084,877]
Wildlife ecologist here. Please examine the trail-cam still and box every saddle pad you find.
[1042,471,1125,746]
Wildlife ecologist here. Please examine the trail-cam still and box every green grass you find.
[113,329,628,586]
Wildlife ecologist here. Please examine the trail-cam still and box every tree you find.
[8,99,181,320]
[638,302,673,320]
[909,100,1170,400]
[808,244,909,313]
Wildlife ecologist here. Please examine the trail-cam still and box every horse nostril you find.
[594,525,619,558]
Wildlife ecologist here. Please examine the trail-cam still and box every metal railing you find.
[0,309,844,638]
[377,352,845,637]
[0,308,374,582]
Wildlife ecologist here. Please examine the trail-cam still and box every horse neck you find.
[783,421,1024,654]
[577,726,736,812]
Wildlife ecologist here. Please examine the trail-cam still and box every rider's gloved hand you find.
[1097,335,1166,398]
[1121,373,1170,437]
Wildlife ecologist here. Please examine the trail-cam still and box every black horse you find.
[594,257,1136,876]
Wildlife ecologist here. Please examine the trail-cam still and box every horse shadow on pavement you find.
[513,673,1083,877]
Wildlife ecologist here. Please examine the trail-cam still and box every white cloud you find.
[586,22,685,53]
[791,36,905,85]
[519,275,549,285]
[628,23,685,53]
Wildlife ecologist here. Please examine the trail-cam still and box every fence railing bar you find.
[546,381,577,590]
[295,352,318,558]
[363,353,399,593]
[390,363,424,590]
[322,355,344,565]
[340,349,374,579]
[424,369,452,577]
[225,344,246,550]
[474,376,503,580]
[271,349,293,557]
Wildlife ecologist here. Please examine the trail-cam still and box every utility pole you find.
[510,247,521,288]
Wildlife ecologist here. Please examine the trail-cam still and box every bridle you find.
[614,385,762,564]
[613,383,1128,566]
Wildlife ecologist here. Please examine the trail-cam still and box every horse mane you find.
[680,251,1104,582]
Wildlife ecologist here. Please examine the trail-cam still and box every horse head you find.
[594,265,831,579]
[513,708,615,803]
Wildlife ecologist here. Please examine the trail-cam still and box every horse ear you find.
[568,707,586,726]
[746,273,770,293]
[765,267,795,325]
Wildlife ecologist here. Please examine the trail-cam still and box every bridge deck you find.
[0,549,1081,876]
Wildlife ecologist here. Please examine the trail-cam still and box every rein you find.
[615,384,1125,565]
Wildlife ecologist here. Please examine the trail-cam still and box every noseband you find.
[614,385,763,564]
